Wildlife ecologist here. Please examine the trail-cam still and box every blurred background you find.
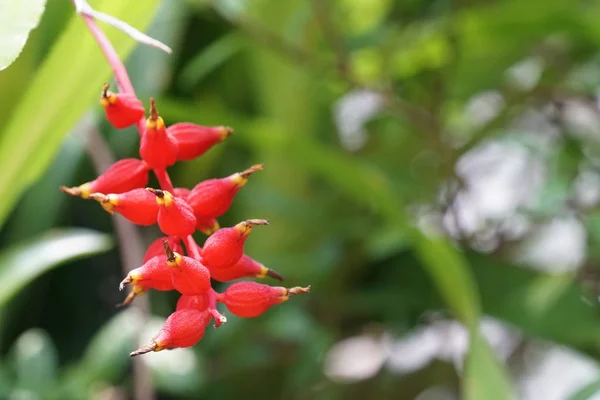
[3,0,600,399]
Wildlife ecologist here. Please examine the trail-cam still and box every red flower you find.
[164,240,211,296]
[217,282,310,318]
[208,253,284,283]
[168,123,233,161]
[100,84,145,129]
[130,309,212,356]
[148,188,197,237]
[61,158,149,198]
[89,188,159,226]
[139,98,178,169]
[176,294,209,312]
[195,217,220,235]
[187,164,263,220]
[201,219,269,269]
[118,255,173,306]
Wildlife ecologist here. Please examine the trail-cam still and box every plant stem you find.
[79,12,146,136]
[153,168,175,193]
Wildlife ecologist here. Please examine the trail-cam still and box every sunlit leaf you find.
[0,228,113,307]
[0,0,46,70]
[464,335,514,400]
[0,0,161,227]
[11,328,58,393]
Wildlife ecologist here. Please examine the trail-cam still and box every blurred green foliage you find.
[2,0,600,399]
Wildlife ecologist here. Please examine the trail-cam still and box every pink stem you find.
[82,15,135,94]
[81,14,146,137]
[184,235,201,259]
[154,168,175,193]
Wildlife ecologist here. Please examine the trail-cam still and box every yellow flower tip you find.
[89,193,115,214]
[147,97,164,129]
[147,188,172,206]
[145,116,165,131]
[256,265,269,279]
[163,239,181,266]
[231,164,264,187]
[79,183,92,199]
[219,126,234,141]
[235,219,269,236]
[100,84,117,106]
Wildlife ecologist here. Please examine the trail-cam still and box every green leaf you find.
[464,335,513,400]
[0,228,113,307]
[0,0,161,227]
[11,328,58,393]
[78,308,144,384]
[472,254,600,347]
[178,33,244,89]
[0,0,46,70]
[568,379,600,400]
[414,234,481,328]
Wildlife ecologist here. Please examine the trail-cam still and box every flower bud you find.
[118,255,172,306]
[196,217,220,236]
[60,158,149,199]
[176,294,209,312]
[89,188,159,225]
[168,123,233,161]
[139,98,178,169]
[217,282,310,318]
[130,309,212,356]
[209,254,284,283]
[143,236,182,264]
[187,164,264,219]
[164,241,211,296]
[201,219,268,269]
[100,84,145,129]
[148,188,196,237]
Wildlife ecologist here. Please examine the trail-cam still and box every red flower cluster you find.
[61,85,310,356]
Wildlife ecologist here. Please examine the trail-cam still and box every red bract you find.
[201,219,269,269]
[139,98,178,169]
[176,294,209,311]
[164,241,211,295]
[168,123,233,161]
[143,236,182,263]
[61,158,149,199]
[90,188,159,225]
[187,164,264,220]
[131,309,212,356]
[196,217,220,236]
[218,282,310,318]
[118,255,172,306]
[148,188,196,236]
[60,14,312,358]
[209,253,284,283]
[100,84,145,129]
[173,187,191,199]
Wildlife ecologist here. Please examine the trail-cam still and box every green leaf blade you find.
[0,0,46,70]
[0,228,113,307]
[0,0,161,227]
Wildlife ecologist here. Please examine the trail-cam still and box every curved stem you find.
[79,12,146,137]
[184,235,201,259]
[81,15,135,95]
[154,168,175,193]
